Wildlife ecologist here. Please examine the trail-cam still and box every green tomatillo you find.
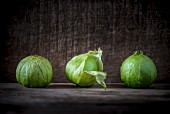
[65,48,107,90]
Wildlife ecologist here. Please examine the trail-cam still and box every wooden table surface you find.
[0,83,170,114]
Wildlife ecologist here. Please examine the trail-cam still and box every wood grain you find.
[0,0,170,83]
[0,83,170,114]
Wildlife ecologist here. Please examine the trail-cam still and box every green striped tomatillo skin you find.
[65,48,107,90]
[120,51,157,88]
[16,55,52,88]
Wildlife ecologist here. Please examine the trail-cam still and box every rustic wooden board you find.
[0,83,170,114]
[0,0,170,83]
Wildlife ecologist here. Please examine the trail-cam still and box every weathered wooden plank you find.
[0,83,170,114]
[1,0,170,83]
[0,83,170,104]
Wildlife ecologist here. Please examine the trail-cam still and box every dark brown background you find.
[0,0,170,83]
